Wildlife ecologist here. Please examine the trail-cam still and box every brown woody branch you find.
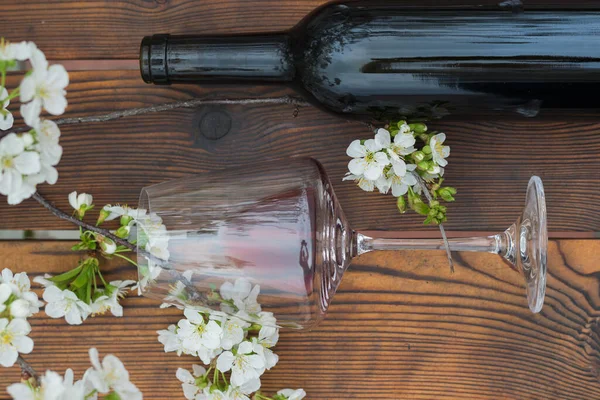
[6,96,311,135]
[16,355,39,384]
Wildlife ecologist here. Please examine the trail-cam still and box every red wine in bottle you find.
[140,3,600,119]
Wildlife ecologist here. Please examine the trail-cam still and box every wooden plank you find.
[0,240,598,399]
[1,70,600,232]
[3,0,600,60]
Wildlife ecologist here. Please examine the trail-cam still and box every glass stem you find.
[354,224,518,265]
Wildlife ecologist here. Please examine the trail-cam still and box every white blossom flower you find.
[43,285,91,325]
[256,311,277,329]
[197,387,230,400]
[177,308,223,353]
[0,133,41,205]
[0,284,11,314]
[251,326,279,370]
[157,324,186,355]
[84,348,142,400]
[0,318,34,367]
[430,133,450,167]
[346,139,389,181]
[227,379,261,400]
[176,364,207,400]
[0,268,34,297]
[29,119,62,186]
[375,128,416,178]
[33,274,54,288]
[101,204,147,222]
[20,47,68,126]
[0,39,33,61]
[220,315,250,350]
[68,191,92,213]
[9,299,31,319]
[416,166,445,185]
[376,166,418,197]
[1,87,14,131]
[342,172,375,192]
[9,368,89,400]
[277,389,307,400]
[134,212,170,288]
[220,278,261,315]
[161,270,194,309]
[90,280,134,317]
[216,341,265,387]
[144,235,169,261]
[7,369,70,400]
[60,368,87,400]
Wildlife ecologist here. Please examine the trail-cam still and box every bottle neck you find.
[140,34,296,84]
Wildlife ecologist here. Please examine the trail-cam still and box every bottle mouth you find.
[139,34,170,85]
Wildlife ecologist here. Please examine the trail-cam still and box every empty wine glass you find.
[137,158,546,329]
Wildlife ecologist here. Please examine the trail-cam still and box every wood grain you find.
[3,1,600,60]
[1,70,600,232]
[0,240,598,399]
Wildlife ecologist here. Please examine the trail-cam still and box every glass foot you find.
[521,176,547,313]
[506,176,547,313]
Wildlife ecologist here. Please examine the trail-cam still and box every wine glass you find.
[136,158,546,329]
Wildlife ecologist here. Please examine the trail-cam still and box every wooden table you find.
[2,1,600,399]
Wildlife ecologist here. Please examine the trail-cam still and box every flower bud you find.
[120,215,134,226]
[396,196,407,213]
[97,208,111,226]
[115,225,131,239]
[409,195,430,216]
[413,201,430,216]
[439,187,457,202]
[98,236,117,255]
[9,299,30,318]
[427,165,441,174]
[409,122,428,133]
[21,133,34,147]
[417,160,430,171]
[422,145,432,155]
[412,151,425,162]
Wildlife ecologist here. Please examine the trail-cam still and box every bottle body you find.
[140,4,600,118]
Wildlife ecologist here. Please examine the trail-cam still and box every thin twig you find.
[415,176,454,273]
[7,96,311,134]
[16,355,39,384]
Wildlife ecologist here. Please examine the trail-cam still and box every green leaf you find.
[85,270,92,304]
[49,265,84,284]
[413,201,430,216]
[69,264,91,290]
[71,242,88,251]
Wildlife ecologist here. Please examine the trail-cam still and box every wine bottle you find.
[140,3,600,119]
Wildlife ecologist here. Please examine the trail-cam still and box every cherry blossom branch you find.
[16,355,39,384]
[31,192,206,302]
[6,95,311,135]
[415,176,454,273]
[32,192,136,252]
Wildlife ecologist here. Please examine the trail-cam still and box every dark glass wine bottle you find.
[140,3,600,119]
